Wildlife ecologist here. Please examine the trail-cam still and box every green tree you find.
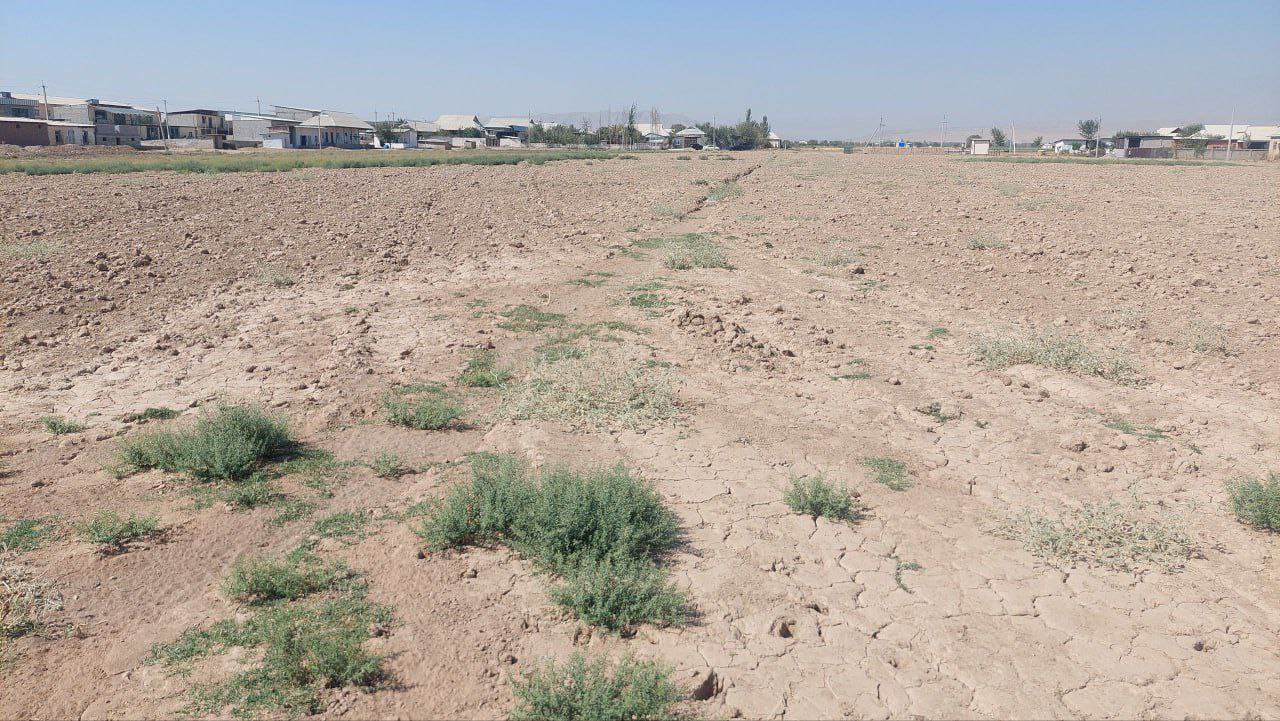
[373,120,400,145]
[624,104,639,146]
[1031,136,1044,147]
[990,127,1008,148]
[1175,123,1204,138]
[1077,118,1099,150]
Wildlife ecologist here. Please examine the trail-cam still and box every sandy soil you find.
[2,151,1278,719]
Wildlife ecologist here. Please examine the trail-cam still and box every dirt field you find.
[2,151,1278,719]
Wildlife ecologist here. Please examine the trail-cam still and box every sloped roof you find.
[485,116,533,128]
[675,127,705,137]
[634,122,668,136]
[8,92,130,106]
[434,114,481,131]
[298,111,373,130]
[767,131,780,140]
[1157,124,1279,141]
[395,120,440,133]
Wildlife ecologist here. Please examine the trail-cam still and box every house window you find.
[54,130,63,143]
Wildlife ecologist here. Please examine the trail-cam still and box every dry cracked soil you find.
[2,150,1278,719]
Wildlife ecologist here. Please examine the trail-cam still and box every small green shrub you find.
[122,407,180,423]
[863,457,911,491]
[498,305,567,333]
[548,558,688,632]
[1225,473,1280,531]
[370,450,406,479]
[223,554,351,604]
[1,518,58,553]
[77,510,159,550]
[707,180,742,201]
[151,556,389,718]
[117,404,294,481]
[971,328,1144,386]
[966,234,1008,250]
[220,475,279,509]
[381,383,463,430]
[457,349,511,387]
[40,416,85,435]
[308,511,370,545]
[1179,320,1232,356]
[784,475,865,522]
[419,454,683,633]
[510,652,680,721]
[812,245,857,267]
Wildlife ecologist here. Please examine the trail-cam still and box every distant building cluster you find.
[0,90,786,153]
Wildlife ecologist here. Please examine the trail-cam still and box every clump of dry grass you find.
[1092,307,1147,330]
[498,349,677,431]
[1177,319,1232,356]
[812,244,858,268]
[662,235,730,270]
[970,328,1144,386]
[993,499,1196,572]
[2,554,66,639]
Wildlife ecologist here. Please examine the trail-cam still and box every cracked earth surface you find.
[2,151,1278,719]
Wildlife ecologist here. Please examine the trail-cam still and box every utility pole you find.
[1011,122,1017,155]
[40,82,50,120]
[1225,108,1235,161]
[157,103,170,151]
[256,97,261,115]
[940,115,947,150]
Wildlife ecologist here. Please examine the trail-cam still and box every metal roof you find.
[486,116,533,129]
[298,111,374,130]
[634,123,669,136]
[675,127,705,137]
[433,114,482,131]
[394,120,440,133]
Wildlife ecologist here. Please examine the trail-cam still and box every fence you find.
[1172,147,1269,162]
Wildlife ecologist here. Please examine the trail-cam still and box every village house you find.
[484,117,533,147]
[967,137,991,155]
[164,109,230,148]
[386,120,440,148]
[767,131,781,148]
[672,126,706,149]
[270,105,373,148]
[300,111,374,149]
[1115,133,1176,158]
[633,122,671,148]
[225,112,298,148]
[433,114,483,135]
[1051,138,1087,154]
[0,92,40,118]
[18,95,162,147]
[0,116,95,146]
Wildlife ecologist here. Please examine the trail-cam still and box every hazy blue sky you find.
[2,0,1277,139]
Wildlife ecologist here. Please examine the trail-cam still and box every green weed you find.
[510,652,679,721]
[381,383,463,431]
[783,475,865,523]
